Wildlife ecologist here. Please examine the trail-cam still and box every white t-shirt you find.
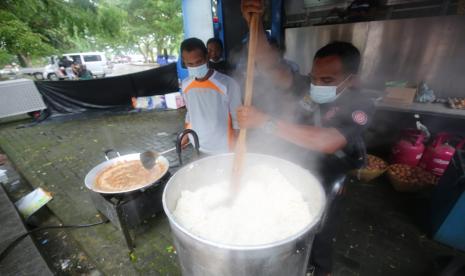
[181,71,242,154]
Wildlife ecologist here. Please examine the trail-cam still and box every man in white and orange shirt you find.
[180,37,242,154]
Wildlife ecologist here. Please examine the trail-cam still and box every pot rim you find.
[162,153,327,251]
[84,152,170,194]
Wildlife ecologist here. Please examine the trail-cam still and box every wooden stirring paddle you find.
[231,13,260,188]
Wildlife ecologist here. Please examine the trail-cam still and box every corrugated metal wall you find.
[284,15,465,97]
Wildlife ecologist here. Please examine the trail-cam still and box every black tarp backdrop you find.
[35,63,179,114]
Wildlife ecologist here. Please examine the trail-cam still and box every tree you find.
[0,9,54,66]
[0,49,14,66]
[126,0,182,62]
[1,1,85,66]
[0,0,183,67]
[0,0,125,66]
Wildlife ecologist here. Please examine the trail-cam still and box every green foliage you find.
[0,10,55,66]
[125,0,183,61]
[0,0,183,67]
[0,49,14,65]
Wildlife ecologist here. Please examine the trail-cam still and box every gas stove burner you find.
[90,172,171,251]
[86,129,200,251]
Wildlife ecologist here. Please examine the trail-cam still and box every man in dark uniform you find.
[239,1,375,275]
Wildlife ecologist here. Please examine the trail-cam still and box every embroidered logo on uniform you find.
[352,110,368,125]
[324,107,339,121]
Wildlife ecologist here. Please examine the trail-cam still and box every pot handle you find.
[176,129,200,165]
[104,149,121,161]
[318,175,346,232]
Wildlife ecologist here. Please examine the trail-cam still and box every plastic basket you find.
[350,167,387,182]
[388,171,422,192]
[350,154,388,182]
[387,164,437,192]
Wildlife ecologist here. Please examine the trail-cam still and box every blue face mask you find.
[187,63,209,79]
[309,75,351,104]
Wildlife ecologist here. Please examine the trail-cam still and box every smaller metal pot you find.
[84,129,200,195]
[84,150,170,194]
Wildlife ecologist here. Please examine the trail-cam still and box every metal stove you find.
[89,172,171,251]
[88,129,200,251]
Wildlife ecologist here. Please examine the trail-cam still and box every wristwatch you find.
[261,118,278,134]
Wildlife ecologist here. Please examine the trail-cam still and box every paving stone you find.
[0,110,186,275]
[1,109,464,275]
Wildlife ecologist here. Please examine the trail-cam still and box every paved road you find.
[107,63,159,77]
[1,63,158,82]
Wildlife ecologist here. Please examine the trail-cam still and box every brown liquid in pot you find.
[94,160,165,192]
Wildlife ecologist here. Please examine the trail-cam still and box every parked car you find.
[43,52,113,80]
[0,64,20,80]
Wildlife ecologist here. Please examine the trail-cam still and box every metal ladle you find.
[140,147,177,170]
[140,129,200,170]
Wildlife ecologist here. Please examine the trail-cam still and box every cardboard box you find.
[383,87,417,104]
[165,92,185,109]
[131,95,166,110]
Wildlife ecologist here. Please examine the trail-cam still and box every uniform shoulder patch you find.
[352,110,368,125]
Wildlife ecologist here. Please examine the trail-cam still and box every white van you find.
[43,52,113,80]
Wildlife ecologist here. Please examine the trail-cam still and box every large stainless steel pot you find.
[163,153,327,276]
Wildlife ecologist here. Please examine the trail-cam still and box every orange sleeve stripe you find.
[184,80,224,95]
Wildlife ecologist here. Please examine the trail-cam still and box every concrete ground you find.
[0,110,187,275]
[1,157,101,275]
[0,109,463,275]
